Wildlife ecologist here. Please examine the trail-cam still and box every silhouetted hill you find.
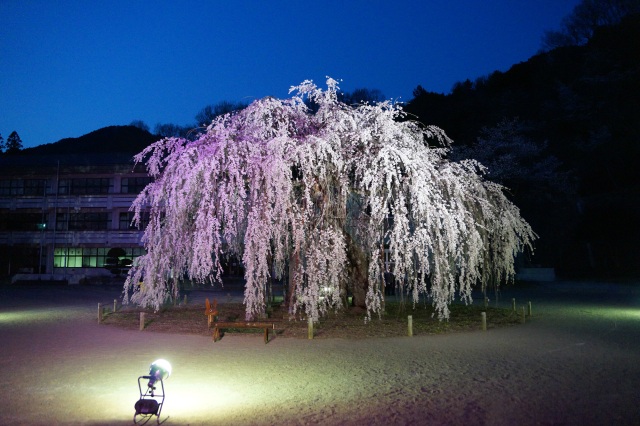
[407,13,640,193]
[406,13,640,279]
[20,125,160,155]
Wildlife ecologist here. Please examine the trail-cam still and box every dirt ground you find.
[1,280,639,425]
[99,290,522,340]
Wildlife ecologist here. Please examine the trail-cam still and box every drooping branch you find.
[124,78,536,321]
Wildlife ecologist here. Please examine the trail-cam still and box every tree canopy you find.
[5,131,23,154]
[124,79,535,321]
[541,0,640,50]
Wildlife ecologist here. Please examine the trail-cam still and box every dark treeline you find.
[152,88,387,139]
[406,13,640,279]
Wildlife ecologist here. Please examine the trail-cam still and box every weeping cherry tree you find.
[123,78,536,321]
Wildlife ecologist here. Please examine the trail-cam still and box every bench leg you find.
[264,328,268,344]
[213,327,220,342]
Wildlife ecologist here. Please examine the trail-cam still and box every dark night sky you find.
[0,0,580,149]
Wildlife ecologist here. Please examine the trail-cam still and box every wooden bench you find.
[205,298,275,343]
[212,322,276,344]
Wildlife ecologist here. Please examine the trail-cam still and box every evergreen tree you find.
[0,133,5,153]
[5,131,23,154]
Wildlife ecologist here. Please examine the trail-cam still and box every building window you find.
[0,210,43,230]
[0,179,24,196]
[119,211,150,230]
[121,177,151,194]
[0,179,47,196]
[54,247,83,268]
[57,179,69,195]
[23,179,48,196]
[54,247,146,268]
[58,178,112,195]
[56,212,111,231]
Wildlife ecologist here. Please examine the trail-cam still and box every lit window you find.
[54,247,145,268]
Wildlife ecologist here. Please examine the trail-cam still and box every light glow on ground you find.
[0,307,86,324]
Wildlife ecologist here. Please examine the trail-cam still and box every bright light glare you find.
[150,359,172,380]
[147,359,172,390]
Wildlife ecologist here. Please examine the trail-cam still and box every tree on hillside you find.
[0,133,5,153]
[451,118,572,198]
[451,118,576,268]
[195,101,248,127]
[339,88,386,105]
[542,0,640,50]
[5,131,23,154]
[123,79,536,322]
[129,120,150,132]
[153,123,192,139]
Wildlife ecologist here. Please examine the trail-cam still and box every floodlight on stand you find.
[134,359,171,424]
[147,359,172,390]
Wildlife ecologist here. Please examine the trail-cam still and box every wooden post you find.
[408,315,413,337]
[512,298,516,312]
[113,299,117,313]
[528,301,532,317]
[521,306,526,324]
[97,303,102,323]
[481,311,487,331]
[140,312,145,331]
[307,317,313,340]
[183,294,188,305]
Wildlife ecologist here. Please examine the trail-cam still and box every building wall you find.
[0,157,149,283]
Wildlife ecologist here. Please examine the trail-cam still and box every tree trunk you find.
[344,232,368,309]
[287,250,300,312]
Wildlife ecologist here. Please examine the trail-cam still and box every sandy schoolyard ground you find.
[1,280,639,425]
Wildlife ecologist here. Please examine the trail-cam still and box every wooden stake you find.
[140,312,145,331]
[408,315,413,337]
[97,303,102,323]
[307,317,313,340]
[528,301,532,317]
[113,299,117,313]
[512,298,516,312]
[481,311,487,331]
[521,306,526,324]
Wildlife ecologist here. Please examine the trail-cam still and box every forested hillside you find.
[406,14,640,278]
[20,125,159,155]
